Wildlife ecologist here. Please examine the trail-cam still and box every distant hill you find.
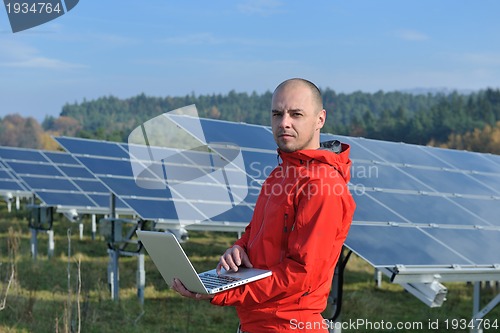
[2,87,500,154]
[399,87,476,96]
[45,89,445,143]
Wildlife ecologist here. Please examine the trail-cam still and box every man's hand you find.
[171,278,214,300]
[216,245,253,274]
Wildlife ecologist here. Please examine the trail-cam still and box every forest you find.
[1,88,500,154]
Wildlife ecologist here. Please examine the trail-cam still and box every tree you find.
[442,121,500,154]
[46,116,81,136]
[0,114,45,149]
[208,106,221,119]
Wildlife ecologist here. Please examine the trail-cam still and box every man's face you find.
[271,83,325,152]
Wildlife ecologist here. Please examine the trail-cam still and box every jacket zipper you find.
[280,212,289,261]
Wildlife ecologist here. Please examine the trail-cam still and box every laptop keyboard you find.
[200,272,241,288]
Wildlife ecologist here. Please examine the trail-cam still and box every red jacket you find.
[211,143,356,333]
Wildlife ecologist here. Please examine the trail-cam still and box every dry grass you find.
[0,204,499,332]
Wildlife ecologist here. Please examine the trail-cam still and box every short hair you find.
[273,78,323,110]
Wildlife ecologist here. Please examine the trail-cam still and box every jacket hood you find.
[278,140,352,183]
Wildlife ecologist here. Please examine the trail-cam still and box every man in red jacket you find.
[173,78,356,332]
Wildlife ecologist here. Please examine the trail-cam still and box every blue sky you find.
[1,0,500,121]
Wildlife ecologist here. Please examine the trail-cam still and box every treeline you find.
[51,89,443,144]
[2,88,500,154]
[0,114,58,150]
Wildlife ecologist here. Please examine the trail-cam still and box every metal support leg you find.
[471,281,500,333]
[91,214,97,240]
[30,228,38,260]
[107,193,120,301]
[108,249,120,301]
[47,229,54,257]
[375,269,383,288]
[137,253,145,305]
[472,282,483,333]
[331,317,341,333]
[79,222,84,240]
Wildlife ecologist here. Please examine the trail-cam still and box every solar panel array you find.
[52,114,500,273]
[330,135,500,269]
[0,114,496,315]
[0,158,31,199]
[55,119,276,229]
[0,146,131,214]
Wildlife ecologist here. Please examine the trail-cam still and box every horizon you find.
[1,85,485,122]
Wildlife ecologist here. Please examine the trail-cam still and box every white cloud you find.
[160,32,281,47]
[328,66,500,93]
[0,38,86,69]
[93,33,140,47]
[237,0,284,16]
[0,39,36,59]
[2,57,86,69]
[460,52,500,66]
[162,32,225,45]
[395,29,429,41]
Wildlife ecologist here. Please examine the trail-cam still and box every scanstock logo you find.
[3,0,79,33]
[128,105,249,223]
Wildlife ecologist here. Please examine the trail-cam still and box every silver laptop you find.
[136,230,272,294]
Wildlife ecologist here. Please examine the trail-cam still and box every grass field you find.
[0,205,499,333]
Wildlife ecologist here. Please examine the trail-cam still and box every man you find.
[173,78,356,332]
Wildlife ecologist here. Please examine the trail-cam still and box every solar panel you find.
[47,112,500,323]
[347,137,450,167]
[344,136,500,273]
[0,160,31,197]
[402,167,497,196]
[53,113,500,317]
[351,161,431,192]
[423,146,500,173]
[451,196,500,227]
[55,115,500,275]
[169,115,277,151]
[55,136,260,227]
[359,191,492,227]
[483,153,500,167]
[0,146,130,214]
[424,228,500,264]
[241,150,277,181]
[345,224,475,267]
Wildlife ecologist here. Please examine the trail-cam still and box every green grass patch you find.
[0,204,499,332]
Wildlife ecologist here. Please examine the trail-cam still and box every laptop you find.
[136,230,272,294]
